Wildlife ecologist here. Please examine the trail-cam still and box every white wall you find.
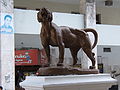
[97,45,120,73]
[96,24,120,72]
[14,9,84,34]
[96,24,120,45]
[97,45,120,66]
[14,9,40,34]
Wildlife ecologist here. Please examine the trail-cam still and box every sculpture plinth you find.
[36,66,99,76]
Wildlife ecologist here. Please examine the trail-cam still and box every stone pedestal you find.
[117,76,120,90]
[20,74,117,90]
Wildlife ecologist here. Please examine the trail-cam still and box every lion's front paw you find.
[89,66,96,69]
[57,63,63,66]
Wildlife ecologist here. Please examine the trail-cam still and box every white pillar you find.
[85,0,96,28]
[80,0,97,69]
[0,0,15,90]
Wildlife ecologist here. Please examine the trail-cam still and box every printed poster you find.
[0,13,14,34]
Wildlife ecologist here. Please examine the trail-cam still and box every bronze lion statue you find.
[37,8,98,69]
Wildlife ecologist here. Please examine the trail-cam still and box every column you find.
[0,0,15,90]
[79,0,97,69]
[85,0,96,28]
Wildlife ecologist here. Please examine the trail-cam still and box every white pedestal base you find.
[20,74,117,90]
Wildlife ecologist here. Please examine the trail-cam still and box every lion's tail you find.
[83,28,98,49]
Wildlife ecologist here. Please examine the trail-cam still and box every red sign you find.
[15,49,48,66]
[15,49,40,66]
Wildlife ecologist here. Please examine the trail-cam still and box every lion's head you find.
[37,8,53,23]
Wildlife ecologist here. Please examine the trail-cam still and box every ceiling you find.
[35,0,120,7]
[41,0,80,4]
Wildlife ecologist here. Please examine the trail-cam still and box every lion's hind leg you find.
[82,47,96,69]
[70,48,80,65]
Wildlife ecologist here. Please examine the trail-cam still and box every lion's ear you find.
[41,7,46,11]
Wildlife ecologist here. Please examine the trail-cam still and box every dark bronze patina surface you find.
[37,8,98,75]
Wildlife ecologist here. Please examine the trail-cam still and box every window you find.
[103,48,111,52]
[96,14,101,24]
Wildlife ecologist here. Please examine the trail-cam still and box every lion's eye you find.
[42,13,47,18]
